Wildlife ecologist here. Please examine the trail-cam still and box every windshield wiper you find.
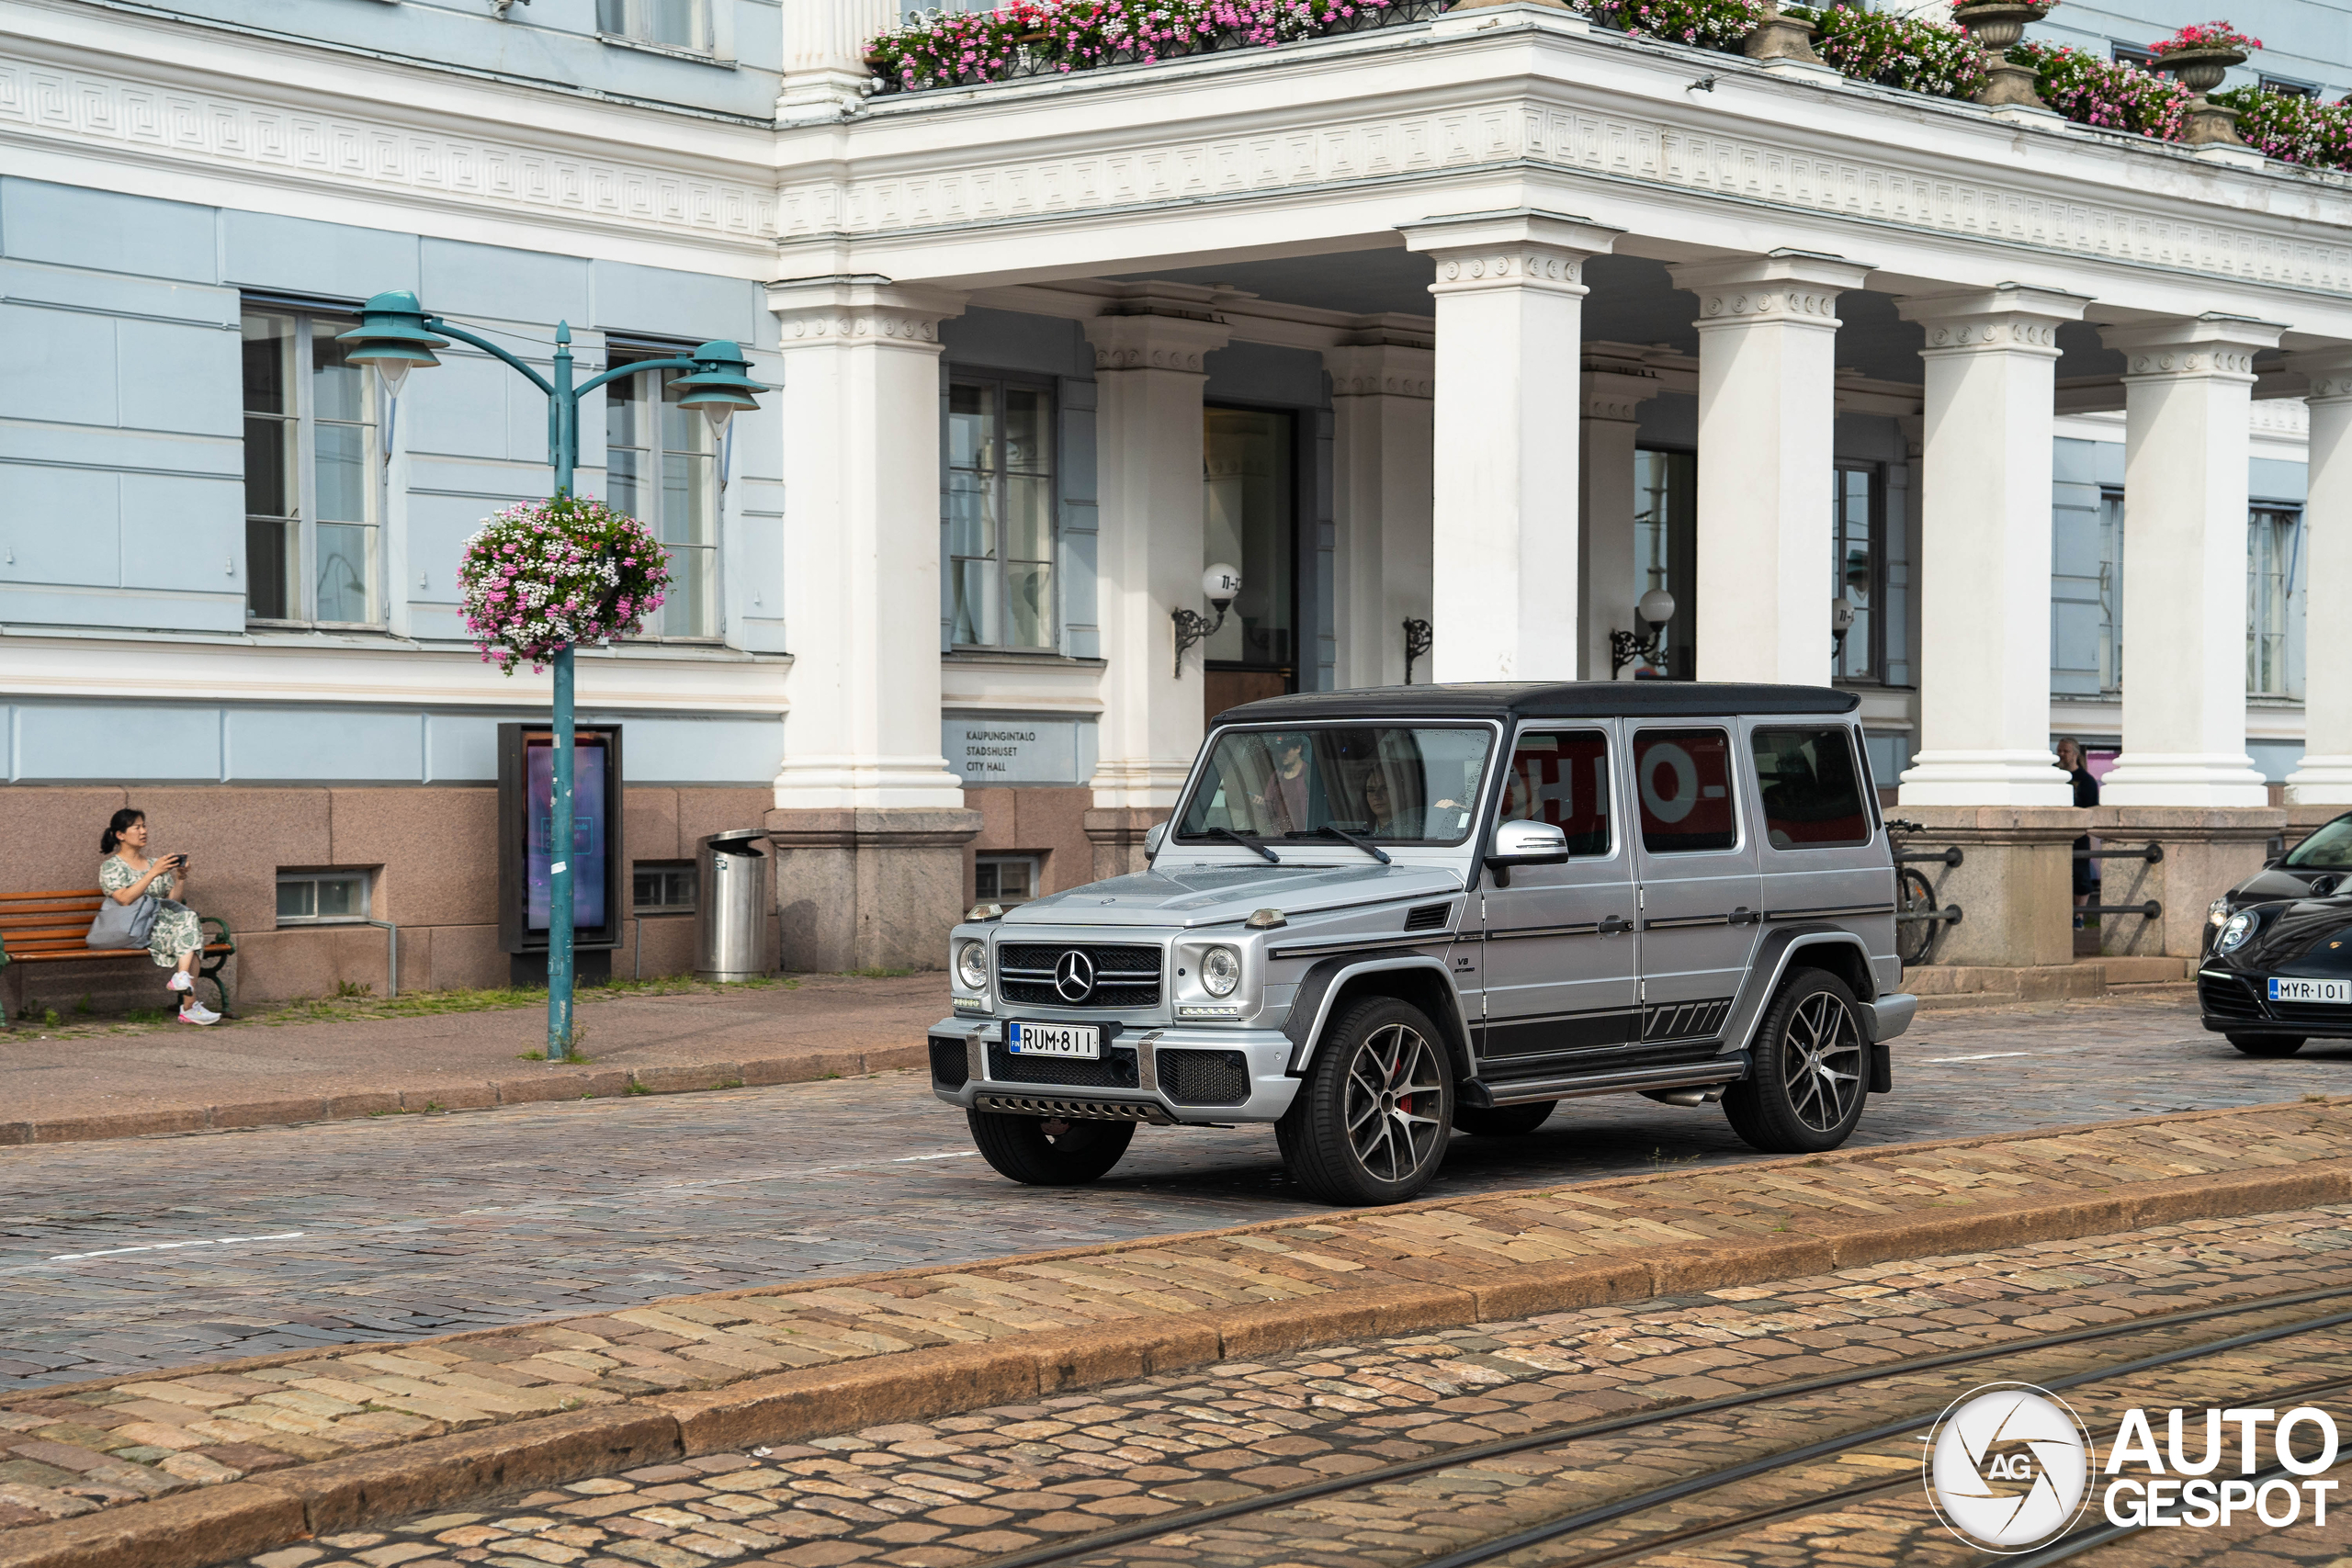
[1295,824,1390,864]
[1207,826,1280,863]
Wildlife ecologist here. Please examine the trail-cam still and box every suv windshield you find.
[1176,726,1494,846]
[2285,814,2352,869]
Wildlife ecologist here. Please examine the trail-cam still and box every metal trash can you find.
[695,829,770,982]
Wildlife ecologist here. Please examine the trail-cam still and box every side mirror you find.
[1144,822,1167,859]
[1485,819,1568,886]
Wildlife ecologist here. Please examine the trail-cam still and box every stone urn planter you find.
[1951,0,2052,108]
[2154,45,2251,145]
[1742,2,1826,69]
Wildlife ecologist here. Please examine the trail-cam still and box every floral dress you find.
[98,855,205,968]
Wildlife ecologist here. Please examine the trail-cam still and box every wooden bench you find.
[0,889,235,1026]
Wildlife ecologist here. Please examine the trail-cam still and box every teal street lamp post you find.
[339,292,765,1061]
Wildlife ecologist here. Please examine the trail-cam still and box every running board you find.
[1462,1054,1750,1109]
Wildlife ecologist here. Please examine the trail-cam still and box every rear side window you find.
[1633,728,1737,853]
[1502,729,1611,856]
[1751,727,1872,849]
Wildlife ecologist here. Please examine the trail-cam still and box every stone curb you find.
[0,1045,927,1146]
[6,1150,2347,1568]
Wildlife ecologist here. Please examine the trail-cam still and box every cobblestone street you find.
[226,1203,2352,1568]
[3,991,2346,1390]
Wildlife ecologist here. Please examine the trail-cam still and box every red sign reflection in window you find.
[1634,728,1736,853]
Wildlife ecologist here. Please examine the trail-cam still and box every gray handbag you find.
[87,890,159,950]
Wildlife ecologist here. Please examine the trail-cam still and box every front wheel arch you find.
[1286,956,1476,1086]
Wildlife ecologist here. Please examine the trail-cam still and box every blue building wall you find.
[0,175,786,786]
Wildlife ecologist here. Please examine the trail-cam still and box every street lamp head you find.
[670,340,767,436]
[1831,595,1859,635]
[1203,562,1242,614]
[1636,588,1677,630]
[337,291,448,396]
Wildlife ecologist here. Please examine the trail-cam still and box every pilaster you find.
[2098,315,2286,807]
[1577,356,1664,681]
[1323,339,1434,689]
[1894,285,2086,807]
[768,276,972,812]
[780,0,898,120]
[2284,349,2352,805]
[1668,250,1873,686]
[1083,310,1233,811]
[1402,209,1621,683]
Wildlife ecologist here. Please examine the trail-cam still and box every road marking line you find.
[892,1151,979,1163]
[1920,1052,2035,1064]
[50,1231,305,1262]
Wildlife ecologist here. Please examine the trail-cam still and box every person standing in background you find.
[2056,738,2099,929]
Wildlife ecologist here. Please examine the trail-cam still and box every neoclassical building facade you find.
[4,0,2348,992]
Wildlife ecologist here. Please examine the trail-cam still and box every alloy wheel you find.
[1782,992,1863,1134]
[1343,1021,1446,1183]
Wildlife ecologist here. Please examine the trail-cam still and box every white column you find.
[1323,341,1434,689]
[2098,316,2285,807]
[2285,355,2352,801]
[1085,312,1233,812]
[780,0,898,118]
[768,278,969,809]
[1577,363,1662,680]
[1403,210,1620,683]
[1894,286,2086,806]
[1668,251,1872,685]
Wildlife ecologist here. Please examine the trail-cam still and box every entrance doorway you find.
[1203,405,1296,723]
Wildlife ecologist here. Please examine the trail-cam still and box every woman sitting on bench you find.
[98,808,218,1026]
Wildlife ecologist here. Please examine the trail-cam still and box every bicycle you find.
[1884,818,1962,967]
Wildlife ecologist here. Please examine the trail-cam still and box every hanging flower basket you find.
[458,495,672,676]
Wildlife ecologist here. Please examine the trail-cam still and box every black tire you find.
[1723,969,1869,1155]
[966,1110,1135,1186]
[1895,867,1940,967]
[2227,1033,2307,1057]
[1276,997,1453,1206]
[1453,1100,1555,1137]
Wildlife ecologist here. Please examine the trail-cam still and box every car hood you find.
[2216,897,2352,975]
[2226,866,2347,907]
[1004,861,1467,929]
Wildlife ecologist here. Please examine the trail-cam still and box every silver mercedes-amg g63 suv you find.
[929,682,1917,1205]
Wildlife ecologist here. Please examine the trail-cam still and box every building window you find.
[948,378,1057,650]
[974,853,1040,906]
[242,309,380,626]
[2261,76,2319,98]
[2111,42,2156,68]
[2098,488,2125,694]
[597,0,712,51]
[277,869,372,925]
[1634,448,1697,679]
[633,862,698,912]
[2248,506,2301,697]
[605,348,718,637]
[1831,462,1883,682]
[1201,406,1297,717]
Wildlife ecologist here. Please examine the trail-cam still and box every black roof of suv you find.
[1214,682,1860,727]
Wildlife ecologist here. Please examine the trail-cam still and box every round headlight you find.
[2209,897,2233,928]
[2218,912,2256,953]
[956,939,989,990]
[1202,946,1241,997]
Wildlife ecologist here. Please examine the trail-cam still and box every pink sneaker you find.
[167,972,193,993]
[178,1001,219,1026]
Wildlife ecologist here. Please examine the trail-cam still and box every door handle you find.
[1597,916,1634,935]
[1728,908,1760,927]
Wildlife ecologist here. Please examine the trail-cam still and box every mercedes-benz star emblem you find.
[1053,949,1097,1003]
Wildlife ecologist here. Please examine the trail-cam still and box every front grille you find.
[987,1041,1140,1089]
[1159,1049,1250,1105]
[999,942,1162,1008]
[2199,976,2265,1021]
[928,1035,970,1089]
[1406,902,1453,932]
[2262,999,2352,1029]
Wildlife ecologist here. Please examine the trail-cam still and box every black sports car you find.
[2198,815,2352,1055]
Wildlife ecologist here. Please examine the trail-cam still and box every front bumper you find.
[2199,970,2352,1037]
[926,1017,1304,1122]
